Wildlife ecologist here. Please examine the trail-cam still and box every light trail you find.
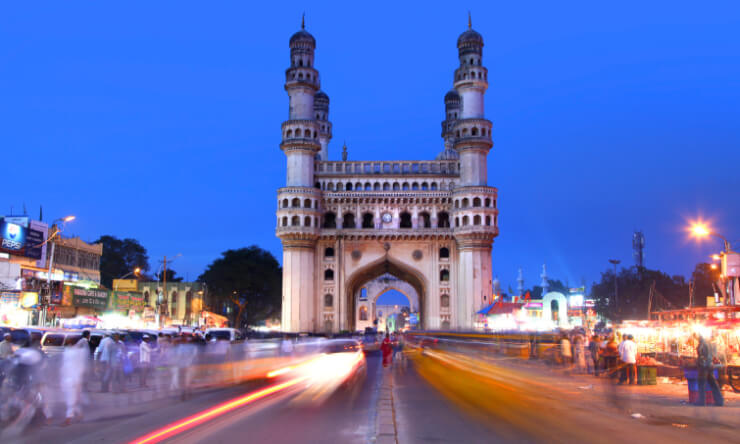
[129,376,308,444]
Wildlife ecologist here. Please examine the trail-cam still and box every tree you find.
[198,245,282,328]
[94,235,150,289]
[690,263,721,307]
[591,266,689,322]
[157,268,183,283]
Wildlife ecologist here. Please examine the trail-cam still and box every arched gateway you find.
[276,21,499,332]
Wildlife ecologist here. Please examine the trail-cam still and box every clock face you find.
[382,213,392,223]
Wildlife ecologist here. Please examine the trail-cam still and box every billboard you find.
[67,286,110,309]
[0,217,28,253]
[723,252,740,278]
[111,291,146,311]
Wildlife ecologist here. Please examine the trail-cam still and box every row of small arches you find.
[456,70,487,81]
[292,58,312,68]
[454,197,496,209]
[455,215,496,227]
[456,126,489,138]
[280,198,319,209]
[318,181,448,191]
[279,215,319,227]
[285,128,319,139]
[324,246,449,259]
[288,71,316,82]
[321,211,451,229]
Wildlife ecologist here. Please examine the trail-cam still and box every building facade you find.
[276,21,498,333]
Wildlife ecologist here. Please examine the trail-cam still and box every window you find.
[292,216,300,226]
[441,294,450,307]
[336,183,344,191]
[292,198,301,207]
[327,183,335,191]
[324,269,334,281]
[304,199,312,208]
[462,216,469,226]
[473,197,481,207]
[282,216,288,226]
[355,182,362,190]
[282,198,289,208]
[399,212,412,228]
[324,247,335,257]
[364,183,372,191]
[474,215,481,225]
[485,215,491,226]
[440,269,450,282]
[324,294,333,308]
[144,291,150,304]
[359,306,368,321]
[304,216,311,226]
[362,213,374,229]
[439,247,450,259]
[373,183,380,190]
[393,183,400,190]
[412,183,419,190]
[420,212,431,228]
[462,198,469,207]
[455,217,460,227]
[346,183,353,191]
[438,212,450,228]
[323,212,337,228]
[342,213,355,229]
[430,183,438,190]
[421,182,429,190]
[402,183,410,191]
[485,198,491,207]
[383,183,390,191]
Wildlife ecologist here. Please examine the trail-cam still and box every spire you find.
[39,205,43,222]
[468,11,472,29]
[341,142,348,161]
[301,12,305,29]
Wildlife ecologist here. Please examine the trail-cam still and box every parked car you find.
[205,328,244,343]
[40,330,81,356]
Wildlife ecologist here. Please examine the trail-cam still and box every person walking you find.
[560,334,572,368]
[61,333,90,425]
[604,335,619,379]
[97,333,114,392]
[589,335,601,376]
[573,335,587,374]
[696,334,723,406]
[381,333,393,368]
[139,335,153,388]
[618,334,637,385]
[0,333,13,388]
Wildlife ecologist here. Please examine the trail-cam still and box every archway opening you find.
[375,289,413,333]
[346,259,425,332]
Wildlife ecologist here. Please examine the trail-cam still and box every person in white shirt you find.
[139,335,153,388]
[618,334,638,385]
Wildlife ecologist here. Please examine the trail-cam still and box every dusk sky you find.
[2,2,738,304]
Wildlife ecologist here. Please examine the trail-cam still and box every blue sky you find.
[1,2,739,302]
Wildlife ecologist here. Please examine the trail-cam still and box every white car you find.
[205,328,244,342]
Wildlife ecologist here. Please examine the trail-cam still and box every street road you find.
[12,349,738,444]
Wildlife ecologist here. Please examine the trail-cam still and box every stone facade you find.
[277,21,498,332]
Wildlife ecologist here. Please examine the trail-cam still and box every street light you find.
[43,215,75,326]
[114,268,141,291]
[689,221,732,252]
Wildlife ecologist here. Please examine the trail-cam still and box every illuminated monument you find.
[276,17,499,332]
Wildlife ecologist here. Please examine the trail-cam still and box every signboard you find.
[68,286,109,309]
[0,217,28,253]
[0,291,20,305]
[111,291,145,311]
[20,292,38,308]
[24,229,44,259]
[723,252,740,278]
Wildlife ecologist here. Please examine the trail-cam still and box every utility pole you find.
[162,255,167,325]
[608,259,621,318]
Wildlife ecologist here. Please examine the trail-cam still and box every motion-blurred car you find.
[40,330,81,356]
[206,328,244,343]
[361,334,380,353]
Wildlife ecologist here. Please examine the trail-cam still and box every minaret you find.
[451,14,499,329]
[540,263,549,295]
[453,13,492,186]
[436,89,460,160]
[314,90,332,160]
[277,17,322,332]
[517,268,524,297]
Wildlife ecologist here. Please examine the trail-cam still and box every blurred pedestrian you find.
[604,335,619,379]
[61,333,90,425]
[696,334,723,406]
[560,334,572,368]
[175,338,198,401]
[381,333,393,368]
[111,333,127,393]
[589,335,600,376]
[0,333,12,388]
[573,335,586,374]
[139,335,153,388]
[98,333,114,392]
[280,335,294,356]
[618,334,637,385]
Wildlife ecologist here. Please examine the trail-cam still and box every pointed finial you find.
[341,142,348,161]
[301,12,305,29]
[468,11,472,29]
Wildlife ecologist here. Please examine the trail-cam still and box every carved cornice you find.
[318,228,454,241]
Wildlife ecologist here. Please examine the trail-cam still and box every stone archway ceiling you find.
[347,259,424,299]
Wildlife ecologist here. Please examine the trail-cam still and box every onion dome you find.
[290,14,316,47]
[314,90,330,108]
[458,13,483,55]
[435,147,460,160]
[444,89,460,108]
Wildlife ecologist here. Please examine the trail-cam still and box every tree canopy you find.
[157,268,183,283]
[94,235,150,289]
[198,245,281,328]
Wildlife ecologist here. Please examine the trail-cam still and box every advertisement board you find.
[0,217,28,253]
[111,291,146,311]
[723,252,740,278]
[68,286,109,309]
